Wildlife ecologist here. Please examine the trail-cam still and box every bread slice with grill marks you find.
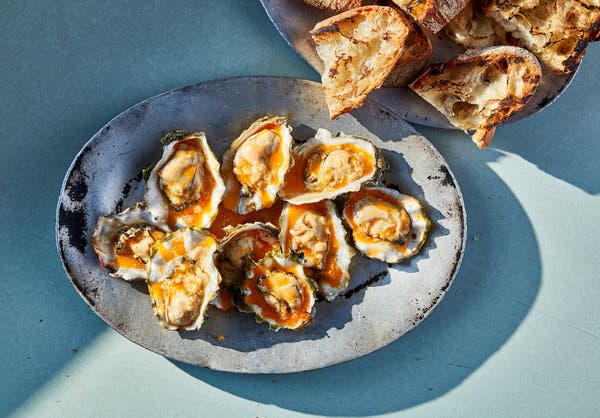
[383,6,433,87]
[483,0,600,74]
[303,0,363,12]
[311,5,411,118]
[444,0,517,49]
[410,46,542,148]
[390,0,470,32]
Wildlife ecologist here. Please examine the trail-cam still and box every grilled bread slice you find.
[390,0,470,32]
[444,0,516,49]
[311,6,411,118]
[383,7,433,87]
[410,46,542,148]
[484,0,600,74]
[303,0,363,12]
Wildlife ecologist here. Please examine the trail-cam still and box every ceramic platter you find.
[260,0,577,129]
[56,76,466,373]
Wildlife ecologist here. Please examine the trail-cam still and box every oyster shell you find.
[92,203,168,281]
[145,131,225,229]
[147,228,221,330]
[279,128,379,204]
[215,222,281,295]
[280,200,354,301]
[221,116,293,214]
[242,253,316,331]
[343,187,430,263]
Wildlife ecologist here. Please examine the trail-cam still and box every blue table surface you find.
[1,1,599,417]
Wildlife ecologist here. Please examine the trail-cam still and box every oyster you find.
[343,187,430,263]
[215,222,281,296]
[221,116,293,214]
[145,131,225,229]
[279,129,379,204]
[147,228,221,330]
[280,200,354,301]
[92,203,168,281]
[242,253,316,331]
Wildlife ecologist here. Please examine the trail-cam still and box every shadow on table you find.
[172,128,542,416]
[489,43,600,196]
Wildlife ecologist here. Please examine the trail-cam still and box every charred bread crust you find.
[410,46,542,148]
[390,0,470,32]
[483,0,600,74]
[303,0,363,12]
[383,7,433,86]
[444,0,521,48]
[311,6,410,118]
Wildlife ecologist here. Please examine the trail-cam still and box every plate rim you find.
[55,75,467,373]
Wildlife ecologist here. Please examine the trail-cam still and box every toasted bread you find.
[390,0,470,32]
[444,0,516,49]
[303,0,363,12]
[410,46,542,148]
[383,8,433,86]
[311,6,411,118]
[484,0,600,74]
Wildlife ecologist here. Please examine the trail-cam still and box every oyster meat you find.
[92,203,168,281]
[147,228,221,330]
[242,254,316,330]
[214,222,281,309]
[145,131,225,229]
[343,187,430,263]
[279,128,379,204]
[221,116,293,214]
[280,200,354,301]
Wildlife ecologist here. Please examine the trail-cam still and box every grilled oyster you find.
[145,131,225,229]
[343,187,430,263]
[92,203,168,281]
[242,253,316,331]
[280,201,354,301]
[147,228,221,330]
[279,129,379,204]
[215,222,281,295]
[221,116,293,214]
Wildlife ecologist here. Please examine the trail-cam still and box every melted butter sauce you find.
[209,200,283,239]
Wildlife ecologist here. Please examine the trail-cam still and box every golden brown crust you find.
[444,0,519,48]
[383,7,433,86]
[483,0,600,74]
[390,0,470,32]
[303,0,363,12]
[410,46,542,148]
[311,6,411,118]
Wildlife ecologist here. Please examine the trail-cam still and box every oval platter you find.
[56,76,466,373]
[260,0,577,129]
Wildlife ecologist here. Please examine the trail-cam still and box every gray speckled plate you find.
[56,76,465,373]
[260,0,577,129]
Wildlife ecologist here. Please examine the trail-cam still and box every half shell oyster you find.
[145,131,225,229]
[92,203,168,281]
[221,116,293,214]
[242,253,316,331]
[343,187,430,263]
[279,128,379,204]
[147,228,221,330]
[280,200,354,301]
